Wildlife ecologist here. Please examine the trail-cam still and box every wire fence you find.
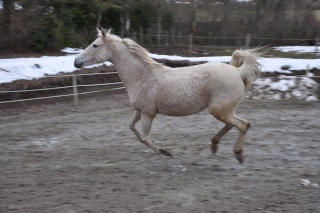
[130,31,320,54]
[0,72,125,109]
[0,31,318,108]
[0,70,319,108]
[1,32,319,107]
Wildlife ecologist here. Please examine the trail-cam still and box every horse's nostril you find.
[74,59,83,68]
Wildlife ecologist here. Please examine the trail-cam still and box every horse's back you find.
[152,63,245,116]
[167,62,245,97]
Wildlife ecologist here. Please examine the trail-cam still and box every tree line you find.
[1,0,320,53]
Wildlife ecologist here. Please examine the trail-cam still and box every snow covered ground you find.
[245,76,318,102]
[0,46,319,101]
[0,46,319,84]
[273,46,320,55]
[1,54,319,84]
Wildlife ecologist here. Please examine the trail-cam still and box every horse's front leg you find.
[129,110,142,141]
[140,113,173,157]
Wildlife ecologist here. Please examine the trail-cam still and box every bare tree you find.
[222,0,231,44]
[3,0,13,49]
[191,0,198,39]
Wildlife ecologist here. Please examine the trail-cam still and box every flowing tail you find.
[230,48,263,92]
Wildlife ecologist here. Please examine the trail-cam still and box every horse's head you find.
[74,28,113,68]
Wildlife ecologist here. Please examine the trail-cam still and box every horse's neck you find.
[110,42,153,88]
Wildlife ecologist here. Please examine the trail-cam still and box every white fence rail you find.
[0,72,125,109]
[0,70,319,109]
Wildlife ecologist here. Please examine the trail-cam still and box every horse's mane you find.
[122,38,164,70]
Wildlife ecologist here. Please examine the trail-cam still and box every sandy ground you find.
[0,93,319,213]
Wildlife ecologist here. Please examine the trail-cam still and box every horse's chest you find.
[128,90,157,113]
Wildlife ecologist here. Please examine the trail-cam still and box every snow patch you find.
[245,76,318,101]
[61,47,83,54]
[0,47,319,102]
[274,46,320,54]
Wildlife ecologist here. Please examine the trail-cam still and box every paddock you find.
[0,93,319,213]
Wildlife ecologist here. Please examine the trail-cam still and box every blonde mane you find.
[122,38,164,70]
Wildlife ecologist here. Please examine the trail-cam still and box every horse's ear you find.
[97,28,102,37]
[101,28,107,38]
[107,28,113,34]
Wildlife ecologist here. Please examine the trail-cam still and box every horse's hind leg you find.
[140,113,173,157]
[210,108,250,164]
[229,115,250,164]
[211,124,233,154]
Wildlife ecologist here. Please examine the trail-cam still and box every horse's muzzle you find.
[74,59,83,68]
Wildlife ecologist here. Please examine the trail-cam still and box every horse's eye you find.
[93,44,99,48]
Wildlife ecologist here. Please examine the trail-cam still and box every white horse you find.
[74,28,262,163]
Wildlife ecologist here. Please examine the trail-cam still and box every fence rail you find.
[1,32,318,108]
[143,34,317,41]
[0,70,319,108]
[0,72,125,109]
[131,33,320,56]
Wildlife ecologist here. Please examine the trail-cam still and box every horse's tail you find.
[230,48,263,92]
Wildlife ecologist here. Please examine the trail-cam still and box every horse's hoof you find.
[160,148,173,157]
[235,150,244,164]
[211,144,218,154]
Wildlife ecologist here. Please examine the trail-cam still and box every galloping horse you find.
[74,28,262,163]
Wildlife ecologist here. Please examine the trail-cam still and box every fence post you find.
[171,29,175,44]
[133,31,137,41]
[157,16,161,45]
[189,34,193,57]
[165,30,169,45]
[140,27,143,44]
[306,64,310,77]
[245,34,251,49]
[147,29,152,45]
[315,36,319,53]
[73,74,79,110]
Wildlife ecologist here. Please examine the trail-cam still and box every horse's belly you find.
[157,100,207,116]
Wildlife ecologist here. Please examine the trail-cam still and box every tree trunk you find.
[120,14,124,38]
[96,11,102,29]
[157,15,161,45]
[125,11,131,37]
[3,0,13,50]
[191,0,198,42]
[222,0,231,45]
[287,0,296,38]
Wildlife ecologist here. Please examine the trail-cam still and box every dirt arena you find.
[0,92,319,213]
